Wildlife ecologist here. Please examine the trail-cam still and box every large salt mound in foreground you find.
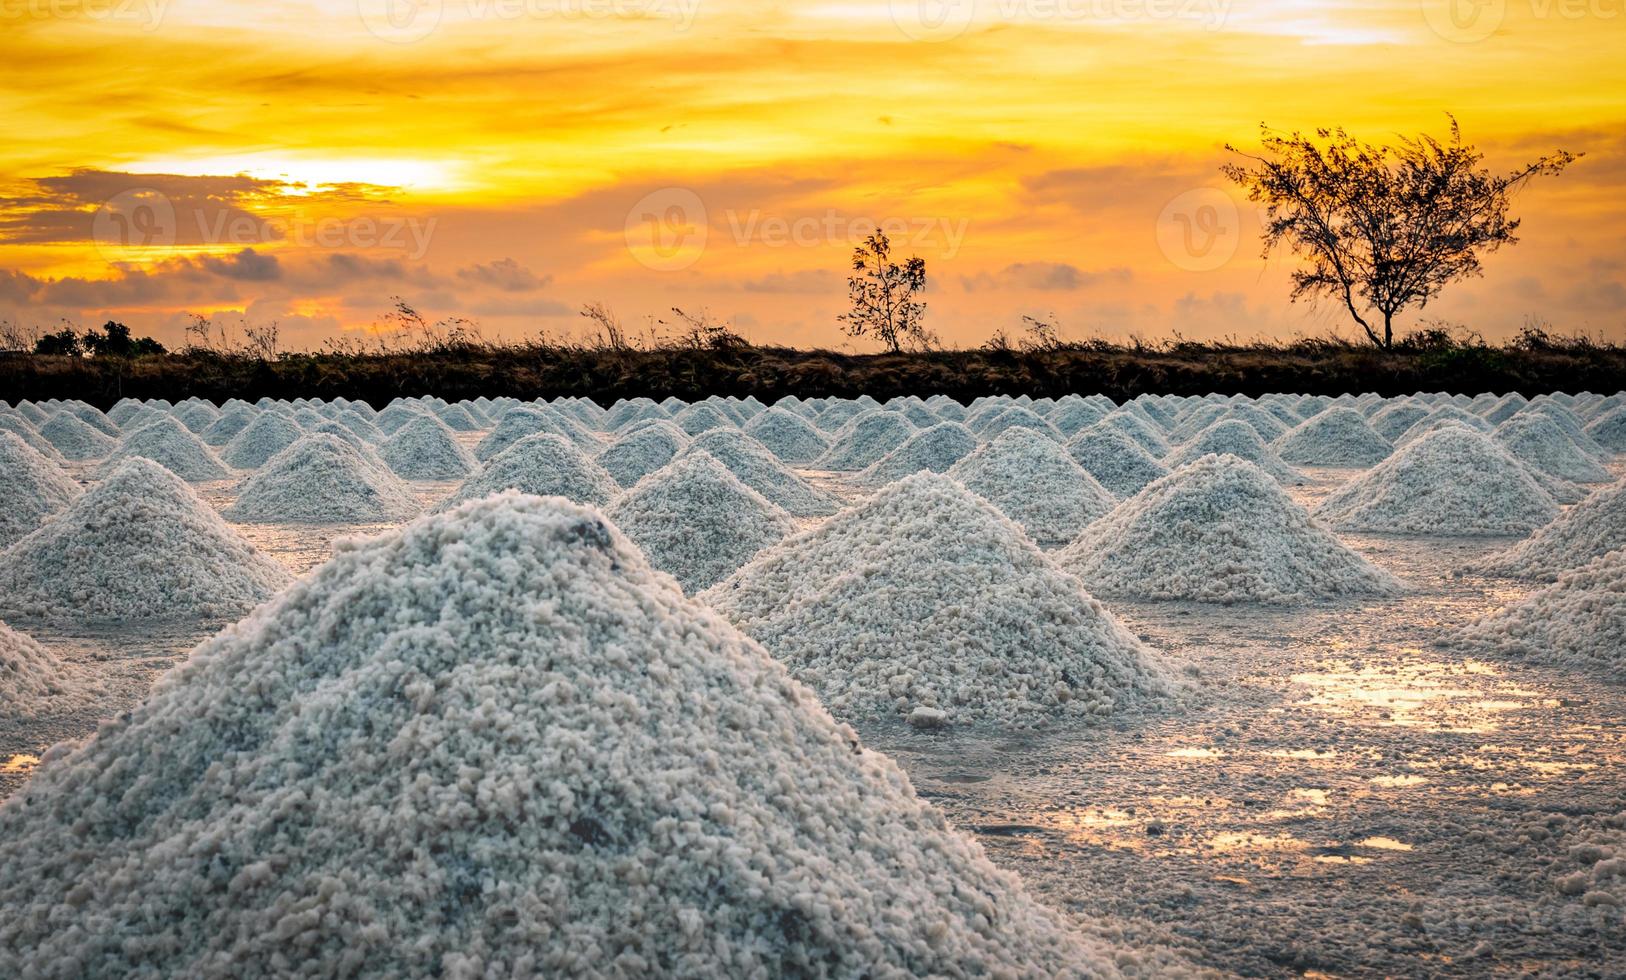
[98,415,228,482]
[947,427,1114,545]
[1059,454,1400,605]
[0,619,102,717]
[702,473,1172,727]
[1479,478,1626,581]
[1315,425,1558,536]
[0,458,291,623]
[1274,408,1393,468]
[226,434,420,524]
[0,492,1115,978]
[0,431,81,549]
[607,451,794,593]
[442,433,618,511]
[1453,549,1626,679]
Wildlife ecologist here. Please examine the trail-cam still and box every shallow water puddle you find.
[1,754,40,774]
[1289,655,1550,733]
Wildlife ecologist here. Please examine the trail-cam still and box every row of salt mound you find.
[946,427,1114,546]
[595,420,687,487]
[0,432,82,549]
[1453,548,1626,680]
[1066,425,1171,497]
[0,619,104,718]
[0,491,1121,978]
[858,421,976,488]
[225,434,420,524]
[222,412,305,469]
[0,458,292,623]
[0,413,64,460]
[607,451,795,593]
[1493,414,1612,486]
[97,416,229,483]
[378,415,476,480]
[702,473,1174,728]
[1479,478,1626,581]
[815,410,916,471]
[1059,454,1400,604]
[1274,408,1393,468]
[441,433,619,512]
[38,412,116,460]
[687,429,840,516]
[1314,425,1558,536]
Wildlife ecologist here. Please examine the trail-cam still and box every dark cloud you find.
[457,258,550,292]
[960,262,1132,293]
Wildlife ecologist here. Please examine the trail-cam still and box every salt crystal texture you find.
[685,430,839,516]
[1274,408,1393,468]
[1315,425,1558,536]
[1582,406,1626,453]
[226,434,419,523]
[947,427,1115,546]
[1059,454,1400,604]
[443,433,619,511]
[0,431,81,549]
[702,473,1173,727]
[1454,548,1626,679]
[98,415,229,482]
[0,491,1116,977]
[607,451,794,592]
[0,458,291,623]
[379,415,477,480]
[222,412,305,469]
[1479,478,1626,581]
[0,619,102,717]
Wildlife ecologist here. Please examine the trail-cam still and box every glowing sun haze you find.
[0,0,1621,350]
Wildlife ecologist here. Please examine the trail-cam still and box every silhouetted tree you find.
[1223,118,1576,349]
[33,327,82,357]
[82,320,166,357]
[839,229,928,354]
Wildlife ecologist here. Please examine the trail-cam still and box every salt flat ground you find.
[4,451,1622,978]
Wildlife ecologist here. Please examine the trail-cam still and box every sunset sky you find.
[1,0,1621,350]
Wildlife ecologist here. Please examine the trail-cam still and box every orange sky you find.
[1,0,1622,350]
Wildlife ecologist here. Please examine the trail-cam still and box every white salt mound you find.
[1315,425,1558,536]
[222,412,305,469]
[170,401,219,433]
[1059,454,1400,604]
[858,421,977,487]
[443,433,618,511]
[702,473,1173,727]
[1479,478,1626,581]
[670,402,736,436]
[226,434,419,524]
[1097,411,1170,457]
[1493,414,1612,485]
[379,415,477,480]
[0,491,1117,978]
[0,432,82,549]
[596,421,688,487]
[472,407,569,460]
[1368,402,1431,442]
[1066,425,1172,498]
[742,407,830,465]
[201,406,257,446]
[1453,548,1626,679]
[607,451,794,593]
[974,405,1062,442]
[0,619,102,717]
[686,429,839,517]
[98,415,229,482]
[0,457,291,623]
[1168,419,1302,484]
[38,412,115,460]
[1582,406,1626,453]
[947,427,1114,546]
[1274,408,1393,468]
[816,410,916,471]
[0,413,61,460]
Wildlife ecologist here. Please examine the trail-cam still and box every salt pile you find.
[702,473,1172,727]
[973,405,1062,442]
[98,415,229,482]
[379,415,476,480]
[1097,411,1170,457]
[0,619,102,717]
[1395,406,1491,446]
[171,401,219,433]
[226,434,419,524]
[1059,454,1399,604]
[1453,549,1626,679]
[607,451,795,593]
[1066,425,1171,497]
[471,406,574,461]
[1315,425,1558,536]
[1367,401,1431,442]
[687,429,839,516]
[222,412,305,469]
[0,413,61,459]
[1167,419,1302,483]
[373,402,432,434]
[0,458,291,623]
[1582,405,1626,453]
[742,407,830,465]
[1222,404,1291,442]
[442,433,618,510]
[1479,478,1626,581]
[430,402,481,432]
[1047,399,1110,437]
[1274,408,1393,468]
[64,402,119,435]
[858,421,977,487]
[1523,401,1608,459]
[332,408,386,443]
[1493,414,1611,485]
[596,421,688,487]
[670,402,735,436]
[815,410,916,471]
[946,427,1114,545]
[0,432,82,549]
[812,400,866,432]
[605,397,666,430]
[38,411,115,460]
[201,405,257,446]
[0,491,1116,977]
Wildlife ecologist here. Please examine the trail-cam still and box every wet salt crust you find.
[0,492,1121,979]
